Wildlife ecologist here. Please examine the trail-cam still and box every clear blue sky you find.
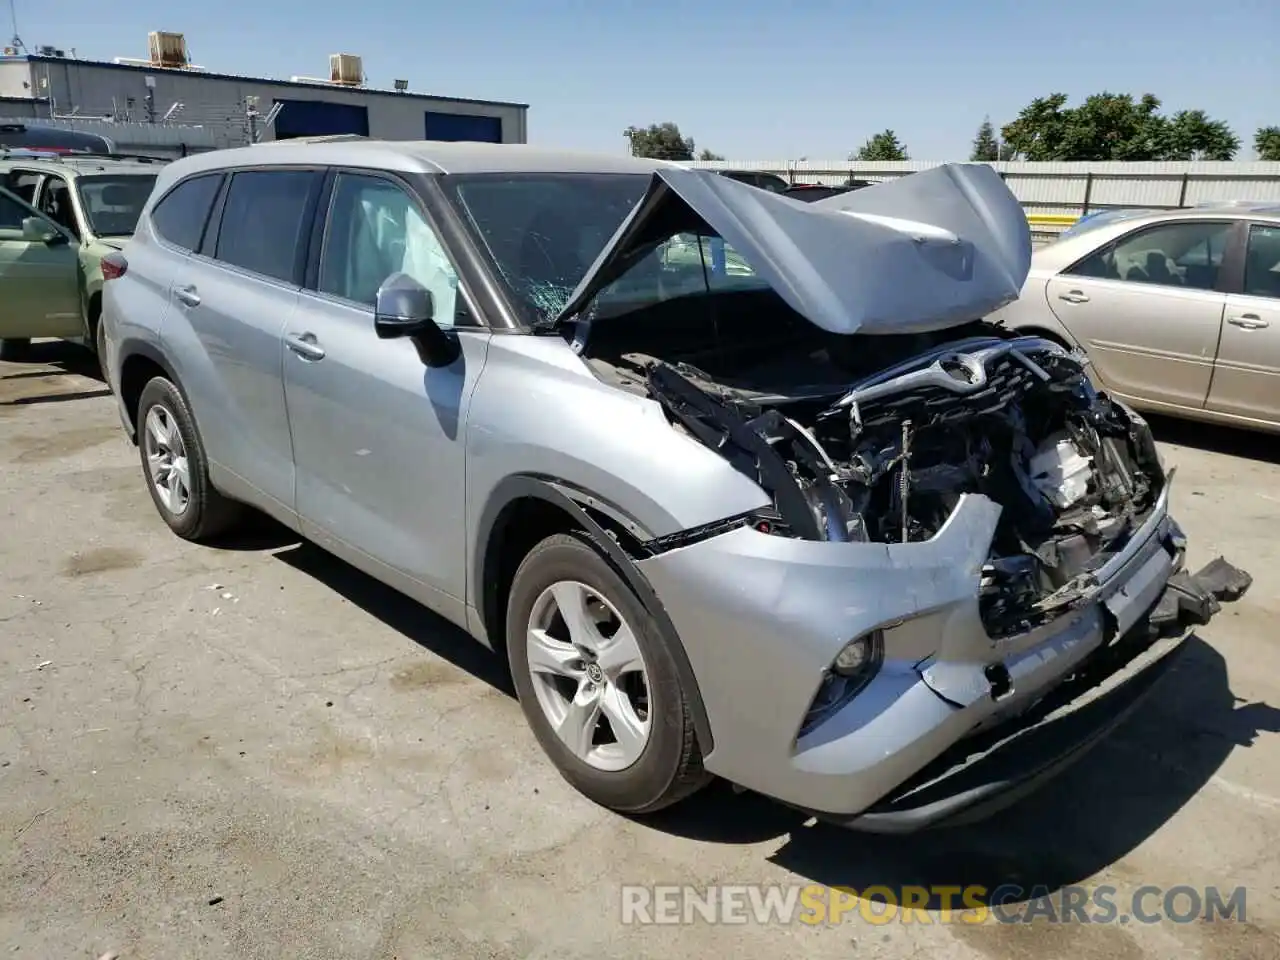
[9,0,1278,159]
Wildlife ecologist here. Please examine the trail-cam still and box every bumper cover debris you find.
[820,557,1251,833]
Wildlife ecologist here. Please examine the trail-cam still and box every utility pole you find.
[246,96,260,144]
[6,0,25,54]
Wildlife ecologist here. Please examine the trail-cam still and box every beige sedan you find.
[991,203,1280,434]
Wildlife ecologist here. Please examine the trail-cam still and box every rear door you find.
[1207,221,1280,424]
[0,186,81,340]
[1045,218,1236,409]
[165,167,324,519]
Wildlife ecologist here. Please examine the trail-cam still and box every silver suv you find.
[100,141,1249,830]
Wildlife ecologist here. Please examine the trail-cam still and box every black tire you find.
[506,531,710,814]
[135,376,242,541]
[0,338,31,362]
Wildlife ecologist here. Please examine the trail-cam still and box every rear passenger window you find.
[151,174,222,251]
[214,170,318,284]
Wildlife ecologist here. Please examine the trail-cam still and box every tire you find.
[135,376,242,541]
[506,531,709,814]
[0,338,31,362]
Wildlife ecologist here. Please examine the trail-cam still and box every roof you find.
[0,151,166,176]
[11,54,529,111]
[158,140,674,185]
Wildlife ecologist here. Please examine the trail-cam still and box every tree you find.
[853,129,909,161]
[1163,110,1239,160]
[970,118,999,161]
[1000,92,1239,161]
[697,147,725,161]
[624,122,695,161]
[1256,126,1280,162]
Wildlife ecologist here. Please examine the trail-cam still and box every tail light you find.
[101,252,128,281]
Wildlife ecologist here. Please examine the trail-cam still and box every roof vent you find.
[329,53,363,86]
[148,31,189,69]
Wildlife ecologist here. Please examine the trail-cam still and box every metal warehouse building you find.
[0,31,527,152]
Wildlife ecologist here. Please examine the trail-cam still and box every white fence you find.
[685,159,1280,242]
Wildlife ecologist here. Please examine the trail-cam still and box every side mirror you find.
[374,272,460,368]
[22,216,66,245]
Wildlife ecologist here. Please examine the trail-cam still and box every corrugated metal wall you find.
[685,159,1280,242]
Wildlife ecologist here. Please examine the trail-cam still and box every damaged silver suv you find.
[100,142,1250,831]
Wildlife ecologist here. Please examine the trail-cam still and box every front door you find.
[1046,218,1236,409]
[283,171,488,612]
[0,186,82,340]
[1207,222,1280,424]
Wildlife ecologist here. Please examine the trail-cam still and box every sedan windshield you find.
[75,174,158,237]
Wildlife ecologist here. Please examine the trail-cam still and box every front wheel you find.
[135,376,242,541]
[506,531,710,814]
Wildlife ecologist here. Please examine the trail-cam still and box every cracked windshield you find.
[446,173,765,325]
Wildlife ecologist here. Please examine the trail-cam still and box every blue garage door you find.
[274,100,370,139]
[424,111,503,143]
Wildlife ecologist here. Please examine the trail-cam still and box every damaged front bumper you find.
[829,555,1250,832]
[636,473,1250,830]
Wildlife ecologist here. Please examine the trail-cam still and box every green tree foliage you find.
[624,122,696,161]
[697,147,725,161]
[970,118,999,161]
[1000,93,1239,161]
[1256,127,1280,161]
[853,129,909,161]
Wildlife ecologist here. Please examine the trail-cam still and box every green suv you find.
[0,151,163,362]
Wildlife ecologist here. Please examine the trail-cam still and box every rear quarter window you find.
[150,174,223,251]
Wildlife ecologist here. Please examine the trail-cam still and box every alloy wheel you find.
[143,404,191,516]
[525,580,652,771]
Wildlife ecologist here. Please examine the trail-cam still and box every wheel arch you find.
[474,474,715,754]
[116,338,180,443]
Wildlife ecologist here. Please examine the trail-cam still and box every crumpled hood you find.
[555,162,1032,336]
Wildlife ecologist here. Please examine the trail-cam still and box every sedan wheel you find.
[525,580,651,772]
[144,404,192,516]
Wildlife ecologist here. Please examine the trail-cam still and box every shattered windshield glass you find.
[443,173,652,326]
[443,172,770,327]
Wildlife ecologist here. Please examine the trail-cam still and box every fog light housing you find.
[798,630,885,738]
[833,629,883,677]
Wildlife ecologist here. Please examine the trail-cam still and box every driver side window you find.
[318,173,463,327]
[1066,220,1232,292]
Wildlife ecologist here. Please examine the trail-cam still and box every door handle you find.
[285,332,326,361]
[1227,314,1269,330]
[1058,290,1090,304]
[174,285,201,307]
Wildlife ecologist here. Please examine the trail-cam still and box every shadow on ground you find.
[240,528,1280,907]
[1147,413,1280,465]
[0,340,105,383]
[272,538,514,695]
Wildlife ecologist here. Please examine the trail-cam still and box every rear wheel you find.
[94,317,108,382]
[136,376,242,541]
[506,531,710,814]
[0,338,31,362]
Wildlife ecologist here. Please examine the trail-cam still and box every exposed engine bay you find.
[575,293,1165,638]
